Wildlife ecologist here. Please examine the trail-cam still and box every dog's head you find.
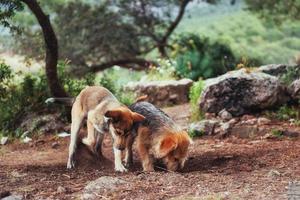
[105,107,145,150]
[156,131,192,171]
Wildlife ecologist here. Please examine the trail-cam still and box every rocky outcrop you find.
[125,79,193,106]
[257,64,300,78]
[288,79,300,101]
[199,69,288,116]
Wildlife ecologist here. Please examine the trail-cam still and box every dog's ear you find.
[132,112,145,122]
[157,135,178,158]
[105,109,121,119]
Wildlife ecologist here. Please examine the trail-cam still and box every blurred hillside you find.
[179,0,300,65]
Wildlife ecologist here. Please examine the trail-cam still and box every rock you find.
[22,136,32,143]
[1,195,23,200]
[231,125,258,138]
[82,176,127,200]
[57,132,70,138]
[268,169,281,177]
[1,136,9,145]
[218,109,233,121]
[20,113,65,135]
[57,186,66,193]
[200,69,288,116]
[189,120,220,136]
[241,118,257,125]
[257,64,300,78]
[125,79,193,106]
[282,130,299,138]
[257,117,271,125]
[288,79,300,101]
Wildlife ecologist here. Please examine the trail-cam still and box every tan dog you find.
[128,101,192,171]
[67,86,145,172]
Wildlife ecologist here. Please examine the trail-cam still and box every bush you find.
[98,70,135,106]
[140,59,178,81]
[0,60,96,137]
[172,33,236,80]
[0,62,50,135]
[189,79,205,122]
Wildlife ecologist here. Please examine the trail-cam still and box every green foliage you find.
[188,128,205,138]
[172,33,236,80]
[271,129,284,138]
[179,5,300,65]
[142,59,178,81]
[245,0,300,22]
[265,105,299,121]
[0,62,50,134]
[189,80,205,122]
[98,70,135,106]
[0,61,96,136]
[280,67,300,85]
[57,61,95,96]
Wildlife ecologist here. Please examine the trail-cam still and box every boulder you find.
[257,64,300,78]
[288,79,300,101]
[125,79,193,106]
[199,69,288,116]
[81,176,127,200]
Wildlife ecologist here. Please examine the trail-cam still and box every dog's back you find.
[78,86,119,113]
[129,101,178,133]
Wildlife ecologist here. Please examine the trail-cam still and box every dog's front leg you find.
[113,147,128,172]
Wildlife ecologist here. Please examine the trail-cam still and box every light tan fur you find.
[67,86,145,172]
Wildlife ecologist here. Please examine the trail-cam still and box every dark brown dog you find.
[128,101,192,171]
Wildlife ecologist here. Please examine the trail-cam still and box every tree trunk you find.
[21,0,69,97]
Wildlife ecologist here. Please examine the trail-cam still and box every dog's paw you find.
[123,160,133,169]
[115,163,128,172]
[82,137,91,146]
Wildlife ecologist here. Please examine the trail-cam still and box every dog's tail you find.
[135,95,148,103]
[45,97,75,106]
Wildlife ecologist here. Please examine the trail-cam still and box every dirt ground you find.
[0,104,299,200]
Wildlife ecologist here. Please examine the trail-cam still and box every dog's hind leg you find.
[67,105,84,169]
[95,131,104,158]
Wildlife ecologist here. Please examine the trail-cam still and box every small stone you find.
[241,118,257,125]
[218,109,233,121]
[21,131,29,138]
[57,132,70,138]
[257,117,271,125]
[1,137,9,145]
[205,112,216,119]
[51,142,59,149]
[1,195,23,200]
[268,169,281,177]
[57,186,66,193]
[22,136,32,143]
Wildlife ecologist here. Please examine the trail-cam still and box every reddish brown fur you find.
[134,126,192,172]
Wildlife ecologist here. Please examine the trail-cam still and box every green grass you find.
[189,79,205,122]
[178,1,300,65]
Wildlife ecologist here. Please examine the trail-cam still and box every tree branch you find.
[158,0,191,57]
[88,58,158,73]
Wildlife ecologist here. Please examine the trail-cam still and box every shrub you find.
[140,59,178,81]
[0,60,96,137]
[172,33,236,80]
[189,79,205,122]
[98,70,135,106]
[280,66,300,85]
